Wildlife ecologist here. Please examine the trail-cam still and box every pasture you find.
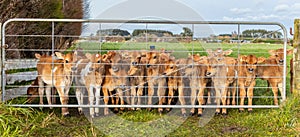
[1,42,299,136]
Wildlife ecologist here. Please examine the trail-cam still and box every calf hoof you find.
[197,114,202,117]
[239,110,244,113]
[215,112,220,116]
[165,108,171,112]
[248,110,253,113]
[158,110,163,114]
[182,113,187,118]
[136,108,141,111]
[63,113,71,117]
[222,112,227,116]
[113,108,119,113]
[95,113,100,117]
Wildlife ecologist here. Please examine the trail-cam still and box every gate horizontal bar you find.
[8,104,280,108]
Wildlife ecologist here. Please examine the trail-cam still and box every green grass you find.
[1,42,298,136]
[1,95,299,136]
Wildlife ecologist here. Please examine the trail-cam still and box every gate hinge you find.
[1,44,8,49]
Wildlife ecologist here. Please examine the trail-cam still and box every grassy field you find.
[1,42,299,137]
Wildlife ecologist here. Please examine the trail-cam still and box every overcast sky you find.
[85,0,300,37]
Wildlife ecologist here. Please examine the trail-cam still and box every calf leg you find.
[45,85,52,109]
[130,85,137,111]
[197,86,205,117]
[147,82,154,111]
[166,86,174,112]
[75,87,83,115]
[95,87,101,116]
[102,87,110,115]
[136,85,144,110]
[269,81,279,105]
[178,84,186,116]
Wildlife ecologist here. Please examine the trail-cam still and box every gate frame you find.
[1,18,288,108]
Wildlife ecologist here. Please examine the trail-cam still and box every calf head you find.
[85,53,108,75]
[197,56,212,77]
[128,51,143,76]
[55,52,76,73]
[146,51,160,68]
[240,55,265,74]
[206,48,233,77]
[163,57,177,76]
[268,48,293,65]
[110,59,130,89]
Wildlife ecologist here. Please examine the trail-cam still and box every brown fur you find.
[256,48,292,105]
[128,51,147,110]
[102,51,130,115]
[206,48,236,115]
[74,53,108,117]
[237,55,265,112]
[35,52,76,116]
[145,50,168,114]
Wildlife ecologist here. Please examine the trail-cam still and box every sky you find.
[84,0,300,38]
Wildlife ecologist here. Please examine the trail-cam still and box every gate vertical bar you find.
[293,19,300,95]
[0,22,2,103]
[1,22,5,102]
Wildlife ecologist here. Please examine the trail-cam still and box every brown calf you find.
[74,53,107,117]
[256,48,292,105]
[128,51,147,110]
[206,48,236,115]
[145,50,168,114]
[237,55,265,112]
[102,51,130,115]
[36,52,76,116]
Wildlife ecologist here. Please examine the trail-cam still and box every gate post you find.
[293,19,300,95]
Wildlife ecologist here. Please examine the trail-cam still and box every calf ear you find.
[268,50,276,56]
[224,49,233,56]
[55,52,64,59]
[257,57,266,63]
[35,53,41,59]
[287,49,293,55]
[85,53,92,60]
[206,49,213,56]
[239,55,246,62]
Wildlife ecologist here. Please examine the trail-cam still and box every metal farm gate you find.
[0,18,289,115]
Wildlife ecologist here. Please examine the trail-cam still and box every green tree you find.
[180,27,193,37]
[0,0,88,58]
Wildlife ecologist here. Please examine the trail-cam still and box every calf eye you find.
[65,60,69,63]
[170,66,174,69]
[97,60,101,63]
[153,56,157,59]
[112,66,119,72]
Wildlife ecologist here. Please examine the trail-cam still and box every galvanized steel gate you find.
[0,18,288,112]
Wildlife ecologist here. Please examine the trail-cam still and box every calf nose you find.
[146,64,151,68]
[71,67,77,72]
[206,72,211,76]
[248,68,254,72]
[119,85,126,89]
[279,60,284,63]
[162,72,167,75]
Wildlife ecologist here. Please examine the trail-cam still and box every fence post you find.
[293,19,300,95]
[0,22,2,103]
